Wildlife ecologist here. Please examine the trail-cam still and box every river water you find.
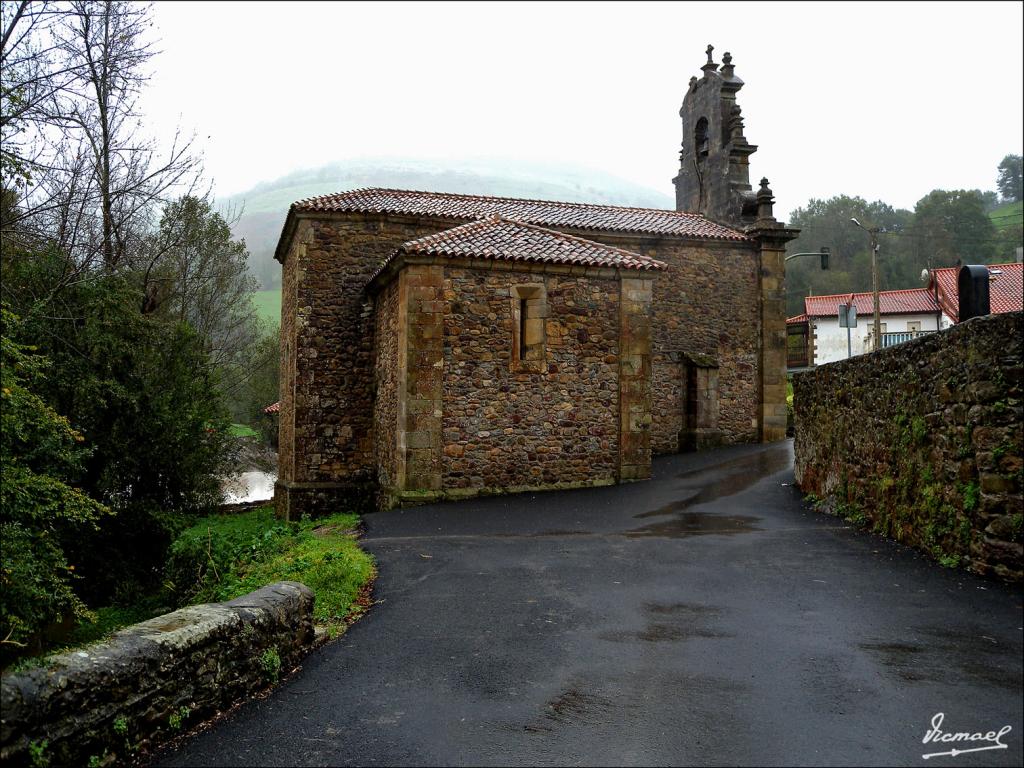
[221,470,277,504]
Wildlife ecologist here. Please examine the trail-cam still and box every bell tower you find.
[672,46,758,226]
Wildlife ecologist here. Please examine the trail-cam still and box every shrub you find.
[2,255,232,604]
[1,308,111,655]
[164,508,297,605]
[165,508,375,624]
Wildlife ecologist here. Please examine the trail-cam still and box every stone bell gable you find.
[673,45,759,227]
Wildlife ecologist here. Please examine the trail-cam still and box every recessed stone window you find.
[511,283,547,373]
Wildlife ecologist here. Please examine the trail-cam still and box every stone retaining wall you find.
[0,582,315,767]
[794,312,1023,581]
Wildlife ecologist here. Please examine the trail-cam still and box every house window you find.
[511,284,546,372]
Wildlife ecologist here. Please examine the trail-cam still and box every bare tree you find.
[1,0,204,283]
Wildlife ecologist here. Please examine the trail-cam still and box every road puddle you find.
[625,511,762,539]
[626,445,789,537]
[860,628,1020,689]
[599,602,732,643]
[522,687,611,732]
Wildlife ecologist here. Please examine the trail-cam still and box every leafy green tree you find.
[784,196,913,316]
[994,221,1023,263]
[997,154,1022,202]
[144,196,258,368]
[1,307,110,653]
[911,189,998,265]
[3,253,232,603]
[227,323,280,444]
[973,189,1000,213]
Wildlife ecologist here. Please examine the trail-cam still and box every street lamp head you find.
[851,217,862,228]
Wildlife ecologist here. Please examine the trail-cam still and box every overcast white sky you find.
[144,1,1024,217]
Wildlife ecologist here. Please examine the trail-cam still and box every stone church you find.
[273,47,797,517]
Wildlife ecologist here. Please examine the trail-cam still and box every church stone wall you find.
[439,268,623,492]
[576,233,761,452]
[276,221,301,489]
[372,275,402,498]
[276,215,450,518]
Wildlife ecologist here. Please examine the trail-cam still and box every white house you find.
[787,263,1023,369]
[787,288,942,367]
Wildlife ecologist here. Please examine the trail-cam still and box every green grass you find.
[166,507,375,626]
[989,200,1023,231]
[228,423,259,438]
[10,508,374,673]
[251,289,281,327]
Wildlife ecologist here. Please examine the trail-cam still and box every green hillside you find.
[990,199,1023,231]
[251,289,281,327]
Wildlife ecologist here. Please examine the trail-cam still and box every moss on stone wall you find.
[794,312,1023,581]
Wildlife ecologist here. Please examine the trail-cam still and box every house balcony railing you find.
[879,330,938,348]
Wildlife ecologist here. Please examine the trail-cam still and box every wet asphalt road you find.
[157,440,1023,767]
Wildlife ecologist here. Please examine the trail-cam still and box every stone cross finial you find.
[701,44,718,73]
[722,51,732,66]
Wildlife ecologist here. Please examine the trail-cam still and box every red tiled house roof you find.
[802,288,941,318]
[281,188,749,260]
[263,401,280,414]
[928,263,1023,322]
[368,216,665,290]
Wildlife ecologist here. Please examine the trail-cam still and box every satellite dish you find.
[920,268,930,283]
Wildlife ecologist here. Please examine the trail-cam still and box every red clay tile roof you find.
[786,313,809,324]
[263,401,280,414]
[928,263,1023,322]
[408,214,662,268]
[803,288,940,318]
[292,187,750,241]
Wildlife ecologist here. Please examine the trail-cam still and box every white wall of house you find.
[812,312,943,365]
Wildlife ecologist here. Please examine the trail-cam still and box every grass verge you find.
[9,507,375,672]
[228,423,259,438]
[165,506,376,628]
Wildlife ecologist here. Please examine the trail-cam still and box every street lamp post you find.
[851,218,881,351]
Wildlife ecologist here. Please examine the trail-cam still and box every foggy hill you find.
[223,157,675,289]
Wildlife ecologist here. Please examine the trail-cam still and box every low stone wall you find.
[794,312,1023,581]
[1,582,315,767]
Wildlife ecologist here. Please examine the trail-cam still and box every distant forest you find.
[784,154,1023,316]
